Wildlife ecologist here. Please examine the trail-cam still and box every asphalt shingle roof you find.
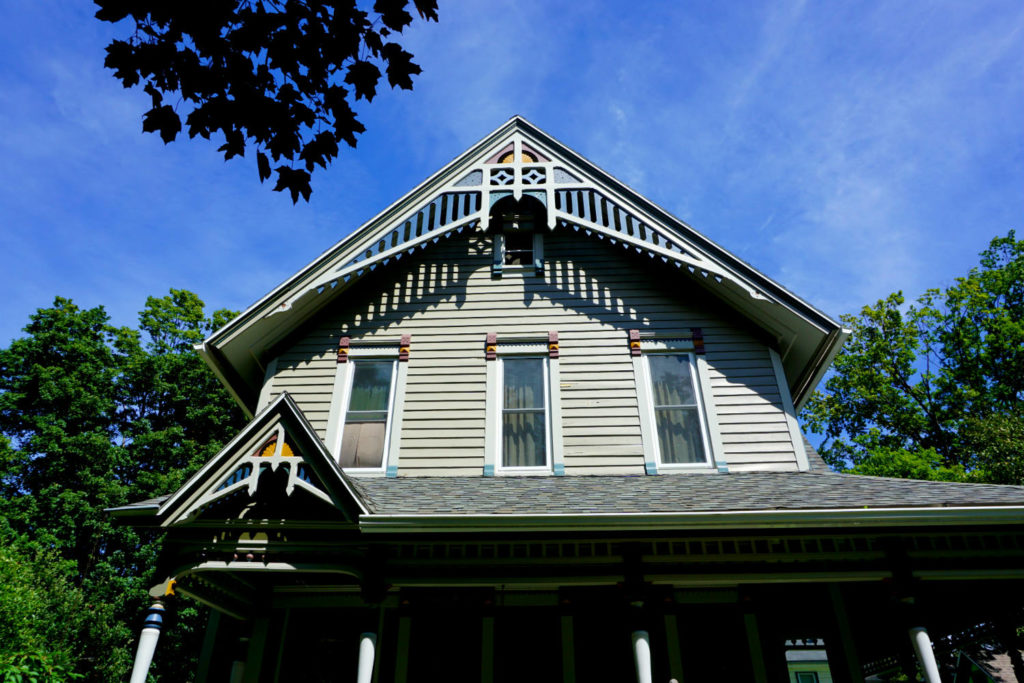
[349,472,1024,515]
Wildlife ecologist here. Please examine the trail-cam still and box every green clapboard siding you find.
[263,225,800,475]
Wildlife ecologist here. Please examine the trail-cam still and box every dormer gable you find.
[154,393,367,527]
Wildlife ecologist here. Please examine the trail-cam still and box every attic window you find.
[502,212,535,266]
[491,196,546,278]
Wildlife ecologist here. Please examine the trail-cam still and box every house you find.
[953,649,1024,682]
[112,117,1024,683]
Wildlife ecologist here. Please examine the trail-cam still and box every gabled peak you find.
[198,118,846,416]
[155,393,367,526]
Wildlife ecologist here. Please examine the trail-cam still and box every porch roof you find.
[111,470,1024,530]
[349,472,1024,516]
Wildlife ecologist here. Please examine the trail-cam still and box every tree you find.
[801,232,1024,482]
[0,291,244,681]
[95,0,439,202]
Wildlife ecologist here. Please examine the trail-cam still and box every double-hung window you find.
[631,334,717,473]
[327,338,409,476]
[500,356,549,468]
[645,354,709,465]
[485,334,564,475]
[339,360,396,469]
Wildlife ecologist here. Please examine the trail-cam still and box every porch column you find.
[128,599,167,683]
[229,636,248,683]
[908,626,941,683]
[356,632,377,683]
[742,611,769,683]
[826,584,863,683]
[631,629,653,683]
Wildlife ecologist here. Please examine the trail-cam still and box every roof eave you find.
[195,342,256,418]
[357,505,1024,534]
[792,326,852,412]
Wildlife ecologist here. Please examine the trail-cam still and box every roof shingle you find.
[349,472,1024,516]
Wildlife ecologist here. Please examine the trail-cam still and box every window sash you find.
[339,359,396,470]
[500,357,549,469]
[503,230,534,266]
[645,353,710,467]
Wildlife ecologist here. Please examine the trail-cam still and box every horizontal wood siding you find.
[706,343,797,467]
[263,225,799,475]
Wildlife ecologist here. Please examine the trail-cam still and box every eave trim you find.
[357,505,1024,534]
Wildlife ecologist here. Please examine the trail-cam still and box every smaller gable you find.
[156,393,368,526]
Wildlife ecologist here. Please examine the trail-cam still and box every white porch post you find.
[129,599,167,683]
[631,630,653,683]
[356,632,377,683]
[909,626,942,683]
[229,637,248,683]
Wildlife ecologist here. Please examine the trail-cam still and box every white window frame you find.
[325,345,407,476]
[633,338,719,473]
[484,340,564,476]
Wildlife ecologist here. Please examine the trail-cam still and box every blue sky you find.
[1,1,1022,352]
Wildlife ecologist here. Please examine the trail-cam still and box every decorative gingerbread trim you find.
[399,334,411,362]
[548,331,559,359]
[485,332,498,360]
[628,329,642,357]
[337,336,350,363]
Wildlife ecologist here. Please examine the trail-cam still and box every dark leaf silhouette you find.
[257,151,271,182]
[141,104,181,143]
[273,166,313,203]
[96,0,438,202]
[345,60,382,101]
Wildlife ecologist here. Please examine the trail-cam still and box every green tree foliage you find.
[0,291,245,681]
[0,521,93,682]
[95,0,439,202]
[802,232,1024,482]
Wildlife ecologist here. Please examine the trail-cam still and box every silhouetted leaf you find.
[412,0,439,21]
[381,42,420,90]
[257,151,271,182]
[374,0,413,31]
[345,60,382,101]
[143,83,163,108]
[273,166,312,203]
[217,128,245,160]
[98,0,437,202]
[141,104,181,144]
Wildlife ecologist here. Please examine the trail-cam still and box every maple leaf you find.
[344,60,382,102]
[97,0,437,202]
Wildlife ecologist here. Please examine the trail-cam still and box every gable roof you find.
[115,392,368,526]
[197,116,848,416]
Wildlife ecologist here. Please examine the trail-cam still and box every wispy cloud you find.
[0,0,1021,345]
